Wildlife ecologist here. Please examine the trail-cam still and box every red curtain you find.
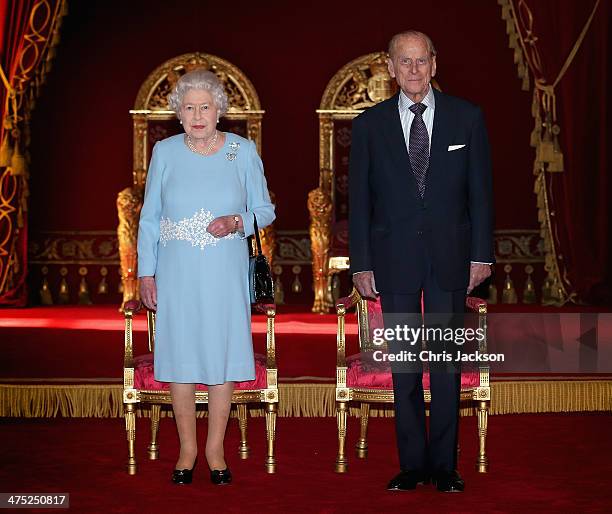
[0,0,63,305]
[516,0,611,303]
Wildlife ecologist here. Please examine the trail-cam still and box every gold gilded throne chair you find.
[334,291,490,474]
[308,52,398,313]
[117,52,275,307]
[121,300,278,475]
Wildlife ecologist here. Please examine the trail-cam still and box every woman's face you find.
[180,89,218,140]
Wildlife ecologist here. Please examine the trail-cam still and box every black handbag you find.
[249,214,274,304]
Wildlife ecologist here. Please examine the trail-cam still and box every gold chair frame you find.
[334,289,490,473]
[117,52,274,307]
[122,301,278,474]
[308,52,397,313]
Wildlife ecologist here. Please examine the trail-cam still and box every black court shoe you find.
[210,468,232,485]
[431,470,465,493]
[172,459,197,485]
[387,470,429,491]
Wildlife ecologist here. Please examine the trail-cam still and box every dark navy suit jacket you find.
[348,88,494,293]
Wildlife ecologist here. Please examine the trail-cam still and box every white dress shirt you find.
[398,85,436,154]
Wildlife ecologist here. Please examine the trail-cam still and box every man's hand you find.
[467,263,492,294]
[352,271,379,300]
[207,215,241,238]
[140,276,157,311]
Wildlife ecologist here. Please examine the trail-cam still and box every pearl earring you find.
[179,120,183,125]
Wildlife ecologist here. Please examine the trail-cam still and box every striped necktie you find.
[408,103,429,198]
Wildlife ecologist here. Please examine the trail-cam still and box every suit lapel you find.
[380,94,420,197]
[426,89,452,199]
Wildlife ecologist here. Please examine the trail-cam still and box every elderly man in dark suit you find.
[349,30,493,493]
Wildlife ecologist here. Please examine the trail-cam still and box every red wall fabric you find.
[27,0,535,233]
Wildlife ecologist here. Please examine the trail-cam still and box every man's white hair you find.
[388,30,437,58]
[168,69,229,117]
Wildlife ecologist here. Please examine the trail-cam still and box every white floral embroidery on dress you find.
[159,209,239,250]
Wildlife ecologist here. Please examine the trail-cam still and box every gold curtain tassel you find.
[508,32,518,49]
[501,265,518,304]
[547,150,564,172]
[530,126,540,148]
[58,279,70,304]
[537,140,555,163]
[52,29,61,47]
[0,134,12,167]
[10,143,26,175]
[78,267,92,305]
[547,126,564,172]
[40,278,53,305]
[291,265,303,294]
[487,282,498,304]
[521,70,530,91]
[522,265,537,304]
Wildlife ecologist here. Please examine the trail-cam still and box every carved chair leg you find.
[356,402,370,458]
[237,403,250,459]
[476,400,489,473]
[125,403,137,475]
[335,401,348,472]
[265,402,277,473]
[148,403,161,460]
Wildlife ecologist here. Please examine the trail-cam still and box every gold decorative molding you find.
[29,231,119,264]
[133,52,262,113]
[310,52,398,313]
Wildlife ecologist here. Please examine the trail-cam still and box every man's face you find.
[387,35,436,102]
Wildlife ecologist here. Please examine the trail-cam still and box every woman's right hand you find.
[140,276,157,311]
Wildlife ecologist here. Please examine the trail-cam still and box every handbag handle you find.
[253,213,263,256]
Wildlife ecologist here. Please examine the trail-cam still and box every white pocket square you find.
[448,144,466,151]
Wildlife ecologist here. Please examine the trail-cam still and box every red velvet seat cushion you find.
[345,353,480,390]
[133,353,268,390]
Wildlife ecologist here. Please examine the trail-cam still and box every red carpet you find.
[1,413,611,513]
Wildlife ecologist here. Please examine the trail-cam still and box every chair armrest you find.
[466,296,487,314]
[258,304,277,371]
[122,305,136,388]
[123,299,142,314]
[335,302,349,370]
[336,287,361,312]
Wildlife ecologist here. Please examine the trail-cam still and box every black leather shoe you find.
[172,467,194,485]
[387,470,429,491]
[172,458,197,484]
[431,470,464,493]
[210,468,232,485]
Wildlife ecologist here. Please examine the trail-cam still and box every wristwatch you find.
[232,215,240,233]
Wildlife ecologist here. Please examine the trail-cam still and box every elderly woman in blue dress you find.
[137,69,275,485]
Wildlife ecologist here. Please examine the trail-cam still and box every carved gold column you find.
[309,112,334,313]
[117,114,147,306]
[308,182,333,313]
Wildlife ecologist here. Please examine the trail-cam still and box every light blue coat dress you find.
[137,132,275,385]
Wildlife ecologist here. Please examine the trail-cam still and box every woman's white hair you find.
[168,69,229,117]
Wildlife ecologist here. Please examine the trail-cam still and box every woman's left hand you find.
[207,215,240,238]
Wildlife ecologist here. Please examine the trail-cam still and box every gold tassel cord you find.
[504,0,600,305]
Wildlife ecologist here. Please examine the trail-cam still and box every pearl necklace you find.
[186,131,218,156]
